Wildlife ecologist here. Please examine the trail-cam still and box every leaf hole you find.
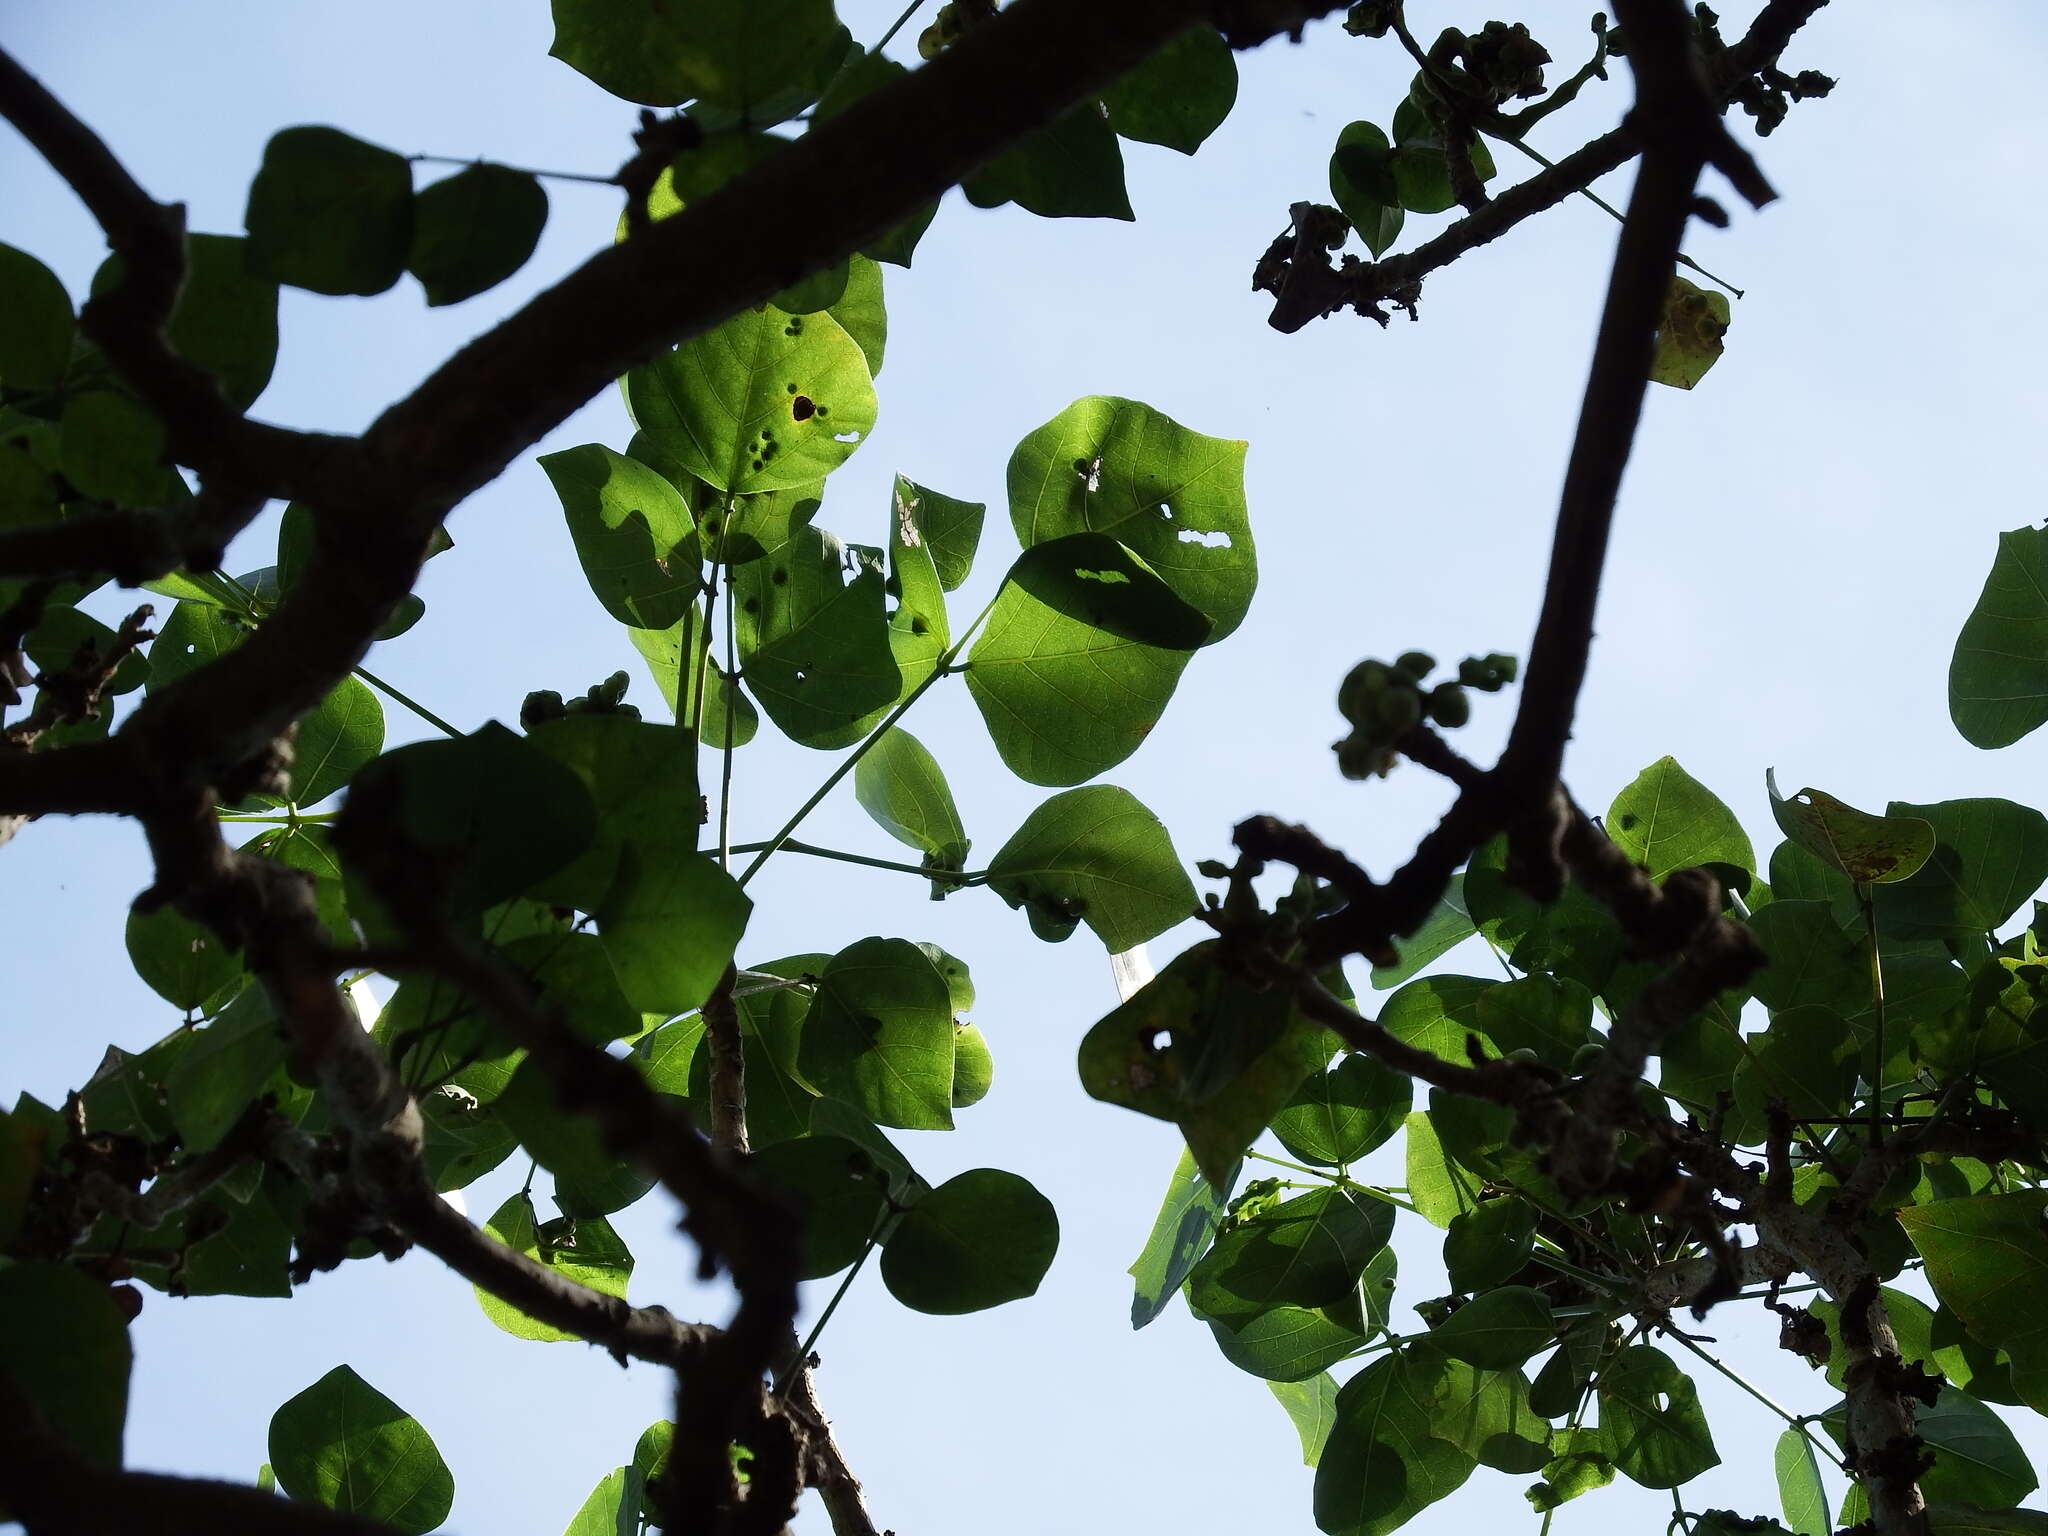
[1156,503,1174,520]
[793,669,809,684]
[791,395,816,421]
[1176,528,1231,549]
[1147,1028,1172,1053]
[832,430,861,443]
[1073,456,1103,493]
[1075,567,1130,586]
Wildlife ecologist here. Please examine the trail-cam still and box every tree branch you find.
[0,1373,399,1536]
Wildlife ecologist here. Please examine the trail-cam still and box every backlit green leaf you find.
[1768,769,1933,884]
[1428,1286,1551,1370]
[880,1167,1058,1314]
[0,1263,130,1480]
[854,727,968,874]
[597,850,751,1016]
[752,1134,892,1280]
[1009,396,1254,640]
[1608,756,1755,879]
[475,1192,633,1342]
[963,104,1132,220]
[891,474,984,591]
[1597,1345,1718,1487]
[1270,1374,1341,1466]
[550,0,846,113]
[625,304,875,496]
[1190,1184,1393,1328]
[797,936,955,1130]
[1329,122,1405,257]
[1128,1145,1238,1329]
[1873,797,2048,939]
[267,1365,453,1532]
[0,242,73,388]
[1370,873,1474,989]
[1648,275,1730,389]
[1952,526,2048,748]
[1270,1052,1410,1167]
[1901,1193,2048,1415]
[1315,1347,1476,1536]
[987,785,1194,953]
[541,443,702,630]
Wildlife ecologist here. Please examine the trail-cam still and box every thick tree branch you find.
[0,1374,399,1536]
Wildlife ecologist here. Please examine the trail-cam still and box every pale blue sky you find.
[5,2,2048,1532]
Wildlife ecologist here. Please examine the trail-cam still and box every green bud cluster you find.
[1332,649,1517,779]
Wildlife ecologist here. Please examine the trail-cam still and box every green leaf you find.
[1209,1300,1373,1382]
[1824,1385,2036,1510]
[495,1059,659,1217]
[1270,1375,1341,1467]
[1731,1004,1858,1139]
[244,126,413,297]
[1314,1348,1476,1536]
[1081,940,1333,1190]
[1648,275,1731,389]
[1900,1193,2048,1415]
[1270,1053,1411,1166]
[407,163,548,305]
[1008,396,1255,641]
[550,0,846,112]
[1607,756,1755,879]
[626,607,760,746]
[963,103,1133,220]
[1369,873,1473,988]
[524,715,701,911]
[1597,1345,1719,1487]
[1774,1427,1830,1535]
[503,931,640,1046]
[879,1167,1058,1314]
[1404,1109,1478,1228]
[475,1192,633,1342]
[1952,526,2048,748]
[1428,1286,1551,1370]
[253,674,383,808]
[1128,1145,1238,1329]
[797,936,955,1130]
[625,304,876,495]
[124,903,242,1014]
[891,474,984,591]
[1928,1508,2048,1536]
[729,524,903,749]
[752,1134,891,1280]
[95,233,279,407]
[1872,798,2048,939]
[59,390,168,506]
[1101,26,1237,154]
[541,443,703,630]
[0,1263,130,1484]
[267,1365,453,1532]
[1767,768,1934,884]
[341,723,597,920]
[0,242,74,388]
[562,1465,645,1536]
[1465,837,1624,991]
[1329,122,1405,257]
[1443,1198,1537,1293]
[165,987,285,1152]
[1379,973,1493,1066]
[1529,1314,1609,1418]
[1189,1184,1393,1328]
[1473,974,1595,1068]
[854,727,968,873]
[966,539,1202,786]
[986,785,1194,952]
[1388,95,1498,214]
[597,851,751,1017]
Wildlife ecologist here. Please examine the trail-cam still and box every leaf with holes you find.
[892,474,984,591]
[1649,275,1730,390]
[125,902,244,1013]
[475,1193,633,1342]
[1080,940,1335,1190]
[1009,397,1254,640]
[243,127,412,297]
[797,937,955,1130]
[1597,1345,1718,1487]
[985,785,1194,952]
[625,304,875,496]
[729,524,903,749]
[1768,769,1933,885]
[541,443,702,630]
[880,1167,1058,1313]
